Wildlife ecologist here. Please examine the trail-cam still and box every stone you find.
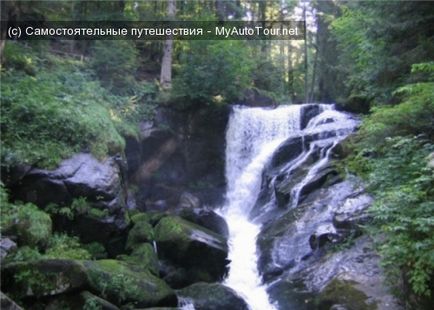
[300,104,321,129]
[84,259,177,308]
[0,292,23,310]
[8,153,128,250]
[0,238,17,262]
[176,208,229,238]
[154,216,229,287]
[2,259,88,299]
[177,282,249,310]
[126,221,154,250]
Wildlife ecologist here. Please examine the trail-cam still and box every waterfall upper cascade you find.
[220,104,358,310]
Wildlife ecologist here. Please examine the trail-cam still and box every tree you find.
[160,0,176,89]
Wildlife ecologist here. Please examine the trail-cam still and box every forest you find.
[0,1,433,310]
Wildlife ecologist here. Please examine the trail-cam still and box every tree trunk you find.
[160,0,175,89]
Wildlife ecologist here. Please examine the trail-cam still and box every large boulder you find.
[7,153,128,250]
[1,259,177,308]
[176,208,229,238]
[257,179,370,281]
[2,259,88,299]
[154,216,229,287]
[177,282,249,310]
[84,259,177,308]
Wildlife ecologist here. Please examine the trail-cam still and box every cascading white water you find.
[220,105,303,310]
[217,104,358,310]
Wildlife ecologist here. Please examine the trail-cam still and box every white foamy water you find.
[221,105,303,310]
[218,104,358,310]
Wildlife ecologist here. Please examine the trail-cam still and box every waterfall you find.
[221,105,302,310]
[220,104,357,310]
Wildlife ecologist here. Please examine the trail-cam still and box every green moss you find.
[83,242,107,260]
[130,212,150,224]
[0,43,152,169]
[126,221,154,250]
[12,266,57,299]
[154,216,188,242]
[120,243,159,275]
[316,279,377,310]
[44,234,91,260]
[84,259,174,306]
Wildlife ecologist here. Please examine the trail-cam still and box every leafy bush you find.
[90,40,139,95]
[346,63,434,299]
[173,40,253,106]
[1,185,52,248]
[44,233,91,260]
[0,43,153,168]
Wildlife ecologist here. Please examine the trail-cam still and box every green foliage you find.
[346,66,434,298]
[90,40,139,95]
[5,246,42,263]
[329,1,434,107]
[44,233,91,260]
[1,42,156,169]
[83,297,103,310]
[1,186,52,248]
[83,242,107,260]
[173,40,254,106]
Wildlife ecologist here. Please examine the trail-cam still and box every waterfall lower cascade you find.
[220,104,357,310]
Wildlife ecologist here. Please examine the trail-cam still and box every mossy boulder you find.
[2,258,176,308]
[316,279,377,310]
[154,216,229,286]
[84,259,177,308]
[1,259,88,299]
[177,282,249,310]
[118,243,159,276]
[126,220,154,250]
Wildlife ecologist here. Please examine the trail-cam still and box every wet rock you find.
[8,153,128,248]
[0,292,23,310]
[283,236,401,310]
[333,193,373,231]
[300,104,321,129]
[176,208,229,238]
[177,282,249,310]
[257,179,366,280]
[0,238,17,262]
[154,216,229,287]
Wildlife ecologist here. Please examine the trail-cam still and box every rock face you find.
[154,216,229,288]
[176,207,229,238]
[240,106,400,309]
[7,153,128,250]
[177,282,249,310]
[125,106,229,210]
